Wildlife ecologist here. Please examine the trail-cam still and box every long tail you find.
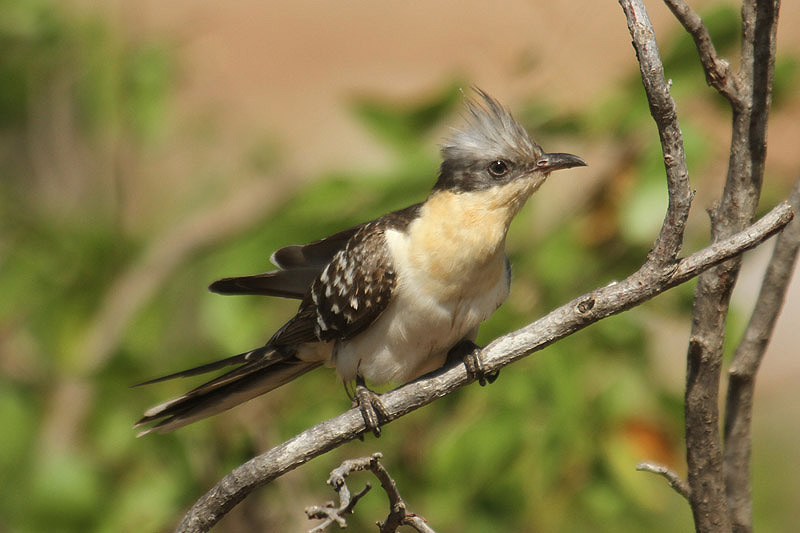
[134,347,322,436]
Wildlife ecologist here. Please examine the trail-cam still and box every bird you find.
[134,89,586,437]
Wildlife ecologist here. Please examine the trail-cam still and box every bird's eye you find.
[488,160,510,177]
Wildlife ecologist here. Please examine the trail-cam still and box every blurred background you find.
[1,0,799,531]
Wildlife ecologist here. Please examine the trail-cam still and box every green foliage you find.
[772,54,800,107]
[661,4,742,77]
[349,81,464,153]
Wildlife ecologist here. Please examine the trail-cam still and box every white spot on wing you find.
[316,313,328,331]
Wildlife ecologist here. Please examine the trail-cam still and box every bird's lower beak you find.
[536,152,587,172]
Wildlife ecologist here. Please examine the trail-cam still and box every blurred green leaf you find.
[662,4,741,77]
[124,42,173,142]
[28,451,104,530]
[350,81,464,152]
[773,55,799,108]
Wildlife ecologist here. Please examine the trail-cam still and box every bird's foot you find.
[448,340,499,386]
[352,377,387,437]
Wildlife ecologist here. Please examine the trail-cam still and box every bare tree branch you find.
[724,176,800,533]
[306,484,372,532]
[618,0,693,266]
[618,3,737,525]
[305,453,436,533]
[305,457,373,532]
[174,202,793,533]
[678,0,781,530]
[663,0,741,104]
[369,455,435,533]
[636,461,691,501]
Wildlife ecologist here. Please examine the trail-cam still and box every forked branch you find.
[663,0,740,104]
[305,453,435,533]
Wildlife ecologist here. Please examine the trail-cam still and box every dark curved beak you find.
[535,152,587,172]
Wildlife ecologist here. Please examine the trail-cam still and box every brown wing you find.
[208,204,421,300]
[208,225,365,299]
[268,221,398,347]
[270,224,364,269]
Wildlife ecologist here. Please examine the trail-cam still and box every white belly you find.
[333,226,510,384]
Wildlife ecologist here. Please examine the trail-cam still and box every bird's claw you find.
[353,378,387,437]
[450,340,499,386]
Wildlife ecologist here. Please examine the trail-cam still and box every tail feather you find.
[208,268,321,299]
[165,347,284,396]
[131,348,266,387]
[135,348,321,435]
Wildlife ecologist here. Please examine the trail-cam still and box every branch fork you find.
[305,453,435,533]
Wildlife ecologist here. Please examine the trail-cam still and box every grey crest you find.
[441,88,543,164]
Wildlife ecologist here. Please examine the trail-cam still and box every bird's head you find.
[433,89,585,200]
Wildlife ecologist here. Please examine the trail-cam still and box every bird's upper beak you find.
[535,152,587,172]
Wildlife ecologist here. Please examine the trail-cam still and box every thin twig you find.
[305,453,435,533]
[662,0,740,104]
[619,0,693,266]
[306,483,372,532]
[174,202,793,533]
[636,461,691,500]
[305,454,376,532]
[404,516,437,533]
[367,455,433,533]
[724,176,800,532]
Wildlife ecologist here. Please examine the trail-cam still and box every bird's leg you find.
[447,340,499,386]
[352,376,387,438]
